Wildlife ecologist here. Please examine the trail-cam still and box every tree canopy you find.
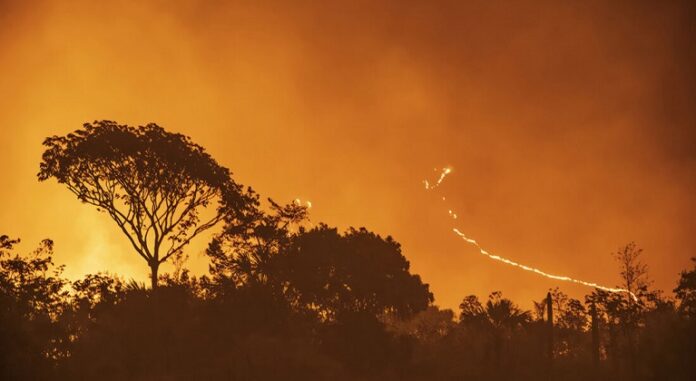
[208,203,433,320]
[38,121,254,288]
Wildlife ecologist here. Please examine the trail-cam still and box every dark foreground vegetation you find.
[1,122,694,380]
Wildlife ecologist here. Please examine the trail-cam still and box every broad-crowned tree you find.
[209,214,432,320]
[274,225,433,320]
[38,121,253,289]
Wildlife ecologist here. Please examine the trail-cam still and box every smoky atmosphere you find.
[1,1,695,380]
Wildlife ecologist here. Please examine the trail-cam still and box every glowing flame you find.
[424,167,452,189]
[294,198,312,209]
[425,167,638,302]
[290,198,314,233]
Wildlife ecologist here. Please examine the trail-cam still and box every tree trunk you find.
[591,302,600,379]
[546,292,553,380]
[150,262,159,290]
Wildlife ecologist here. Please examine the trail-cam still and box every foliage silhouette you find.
[209,202,433,321]
[2,233,695,380]
[38,121,254,289]
[674,257,696,318]
[0,237,67,380]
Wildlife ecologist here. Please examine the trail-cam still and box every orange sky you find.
[1,0,694,310]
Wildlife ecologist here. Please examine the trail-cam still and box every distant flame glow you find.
[294,198,312,208]
[424,167,452,190]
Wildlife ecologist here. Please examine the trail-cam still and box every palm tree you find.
[459,291,531,372]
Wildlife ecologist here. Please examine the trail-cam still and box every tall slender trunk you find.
[546,292,553,380]
[591,302,600,378]
[150,262,159,289]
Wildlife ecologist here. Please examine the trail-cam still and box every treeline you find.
[1,232,695,380]
[1,121,695,380]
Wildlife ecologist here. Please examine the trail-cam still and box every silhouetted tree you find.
[0,236,67,380]
[460,292,531,332]
[276,225,433,320]
[583,242,663,379]
[459,292,531,378]
[532,287,590,372]
[207,198,306,290]
[535,288,588,331]
[614,242,651,306]
[38,121,253,289]
[675,257,696,318]
[209,205,433,321]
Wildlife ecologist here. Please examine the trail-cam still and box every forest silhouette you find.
[1,121,695,380]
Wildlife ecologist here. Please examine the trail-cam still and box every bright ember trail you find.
[425,167,638,301]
